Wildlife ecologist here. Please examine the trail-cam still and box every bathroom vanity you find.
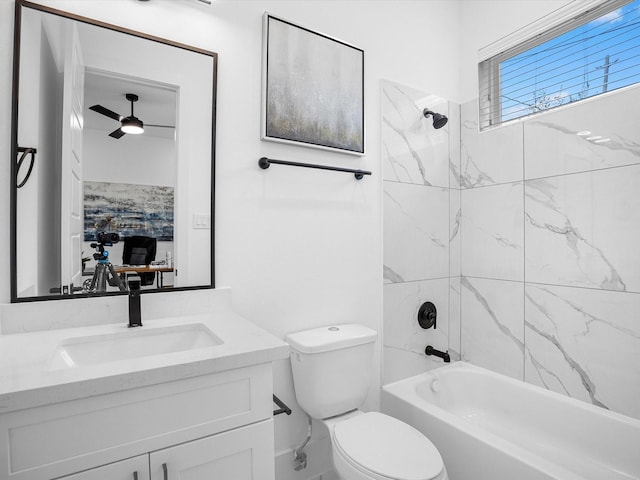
[2,1,291,476]
[0,289,289,480]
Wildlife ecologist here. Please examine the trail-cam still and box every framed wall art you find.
[84,181,174,242]
[261,13,365,155]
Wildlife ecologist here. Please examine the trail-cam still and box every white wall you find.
[35,22,63,296]
[1,1,461,479]
[14,8,64,296]
[83,128,175,187]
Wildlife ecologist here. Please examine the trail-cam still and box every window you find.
[479,0,640,129]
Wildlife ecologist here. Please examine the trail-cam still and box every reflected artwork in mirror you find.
[10,0,217,301]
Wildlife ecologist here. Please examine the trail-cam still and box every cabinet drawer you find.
[0,363,272,480]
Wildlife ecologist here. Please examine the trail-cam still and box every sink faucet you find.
[128,276,143,328]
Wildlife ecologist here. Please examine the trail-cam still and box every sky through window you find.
[499,0,640,122]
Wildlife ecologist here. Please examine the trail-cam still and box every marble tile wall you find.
[382,80,460,384]
[459,85,640,420]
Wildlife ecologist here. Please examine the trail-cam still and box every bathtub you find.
[381,362,640,480]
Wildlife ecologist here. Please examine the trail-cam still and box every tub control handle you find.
[425,345,450,362]
[418,302,437,329]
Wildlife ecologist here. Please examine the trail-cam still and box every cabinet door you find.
[150,419,274,480]
[57,454,149,480]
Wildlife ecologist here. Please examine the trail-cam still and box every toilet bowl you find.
[286,324,448,480]
[323,410,448,480]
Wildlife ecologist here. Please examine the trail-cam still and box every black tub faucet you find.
[128,276,143,328]
[425,345,450,362]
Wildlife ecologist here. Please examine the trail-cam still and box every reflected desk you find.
[114,265,174,288]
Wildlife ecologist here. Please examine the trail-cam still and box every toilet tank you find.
[286,324,377,419]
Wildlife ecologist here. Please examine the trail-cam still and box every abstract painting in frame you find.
[84,181,174,242]
[262,13,365,155]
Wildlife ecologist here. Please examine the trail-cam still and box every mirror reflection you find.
[82,72,177,293]
[12,2,216,301]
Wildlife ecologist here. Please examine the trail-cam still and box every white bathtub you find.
[381,362,640,480]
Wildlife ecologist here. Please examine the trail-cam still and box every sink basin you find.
[48,323,223,369]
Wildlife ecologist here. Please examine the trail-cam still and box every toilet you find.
[286,324,448,480]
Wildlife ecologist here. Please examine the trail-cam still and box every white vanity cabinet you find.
[0,363,276,480]
[59,419,273,480]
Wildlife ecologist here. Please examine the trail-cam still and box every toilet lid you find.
[333,412,443,480]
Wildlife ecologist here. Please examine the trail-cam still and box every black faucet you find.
[425,345,450,362]
[128,276,143,328]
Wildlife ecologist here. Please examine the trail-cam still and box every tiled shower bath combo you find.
[383,79,640,420]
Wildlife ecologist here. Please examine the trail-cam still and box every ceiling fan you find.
[89,93,174,139]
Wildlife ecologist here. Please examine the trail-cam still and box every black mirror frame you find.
[10,0,217,302]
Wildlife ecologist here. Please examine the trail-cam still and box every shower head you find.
[423,109,448,129]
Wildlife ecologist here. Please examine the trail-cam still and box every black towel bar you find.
[258,157,371,180]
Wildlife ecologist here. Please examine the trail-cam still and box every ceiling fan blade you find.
[109,127,126,139]
[145,124,175,128]
[89,104,122,122]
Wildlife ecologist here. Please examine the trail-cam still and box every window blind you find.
[479,0,640,130]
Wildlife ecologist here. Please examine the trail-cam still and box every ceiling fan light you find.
[121,117,144,134]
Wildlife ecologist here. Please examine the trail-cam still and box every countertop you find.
[0,300,289,413]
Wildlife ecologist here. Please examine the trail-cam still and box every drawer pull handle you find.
[133,472,138,480]
[163,462,169,480]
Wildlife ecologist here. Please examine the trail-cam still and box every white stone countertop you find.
[0,301,289,413]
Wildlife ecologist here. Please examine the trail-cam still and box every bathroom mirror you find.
[10,0,217,302]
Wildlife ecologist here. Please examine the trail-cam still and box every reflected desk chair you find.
[122,236,157,286]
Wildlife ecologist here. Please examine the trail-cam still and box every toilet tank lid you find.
[286,324,377,354]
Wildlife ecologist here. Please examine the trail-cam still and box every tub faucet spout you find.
[425,345,450,362]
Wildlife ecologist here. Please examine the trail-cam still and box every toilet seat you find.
[332,412,445,480]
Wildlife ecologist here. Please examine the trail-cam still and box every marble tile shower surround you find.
[449,188,461,277]
[524,283,640,418]
[381,80,460,385]
[461,182,524,281]
[382,80,450,187]
[456,84,640,420]
[384,80,639,419]
[459,99,523,187]
[524,85,640,180]
[448,276,461,358]
[383,182,449,284]
[525,169,640,292]
[459,274,640,419]
[460,277,525,381]
[448,99,462,190]
[383,279,451,384]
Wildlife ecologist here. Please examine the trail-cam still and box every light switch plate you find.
[192,214,211,229]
